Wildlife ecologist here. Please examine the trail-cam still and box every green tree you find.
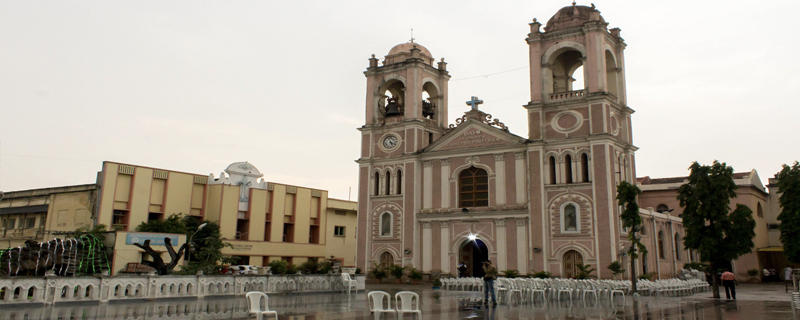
[677,161,756,299]
[776,162,800,263]
[134,214,232,275]
[607,261,625,279]
[616,180,646,294]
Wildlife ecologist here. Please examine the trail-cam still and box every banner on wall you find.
[126,233,179,246]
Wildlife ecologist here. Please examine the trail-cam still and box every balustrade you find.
[0,274,365,305]
[549,90,585,101]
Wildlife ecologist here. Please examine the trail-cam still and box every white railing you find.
[0,274,366,305]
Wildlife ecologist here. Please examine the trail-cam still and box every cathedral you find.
[356,3,639,279]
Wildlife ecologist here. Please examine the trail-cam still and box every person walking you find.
[482,260,498,306]
[721,269,736,300]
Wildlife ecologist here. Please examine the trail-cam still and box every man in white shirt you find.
[785,266,793,281]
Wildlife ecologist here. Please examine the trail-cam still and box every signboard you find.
[126,233,179,246]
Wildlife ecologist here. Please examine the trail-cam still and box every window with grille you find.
[459,167,489,207]
[25,217,36,229]
[334,226,346,237]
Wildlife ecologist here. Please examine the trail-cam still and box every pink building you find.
[354,4,676,279]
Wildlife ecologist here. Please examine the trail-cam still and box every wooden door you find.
[563,250,583,278]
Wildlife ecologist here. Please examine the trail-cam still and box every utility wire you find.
[450,66,528,82]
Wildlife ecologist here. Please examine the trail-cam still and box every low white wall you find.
[0,274,366,305]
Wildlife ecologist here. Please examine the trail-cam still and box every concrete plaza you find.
[1,282,796,319]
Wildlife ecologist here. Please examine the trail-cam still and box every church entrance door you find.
[563,250,583,278]
[459,239,489,278]
[380,252,394,268]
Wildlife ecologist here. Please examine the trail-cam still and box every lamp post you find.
[187,223,208,266]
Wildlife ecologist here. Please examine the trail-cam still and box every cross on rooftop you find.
[466,96,483,111]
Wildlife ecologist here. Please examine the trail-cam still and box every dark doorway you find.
[459,239,489,278]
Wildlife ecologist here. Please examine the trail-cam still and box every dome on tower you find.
[545,3,605,32]
[383,42,435,66]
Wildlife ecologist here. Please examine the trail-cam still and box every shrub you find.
[356,267,362,274]
[370,263,387,280]
[531,271,552,279]
[408,268,423,280]
[389,264,406,280]
[286,264,299,275]
[433,278,442,287]
[747,269,759,277]
[683,262,707,271]
[575,264,596,279]
[607,261,625,277]
[503,270,519,278]
[638,273,654,281]
[268,260,289,275]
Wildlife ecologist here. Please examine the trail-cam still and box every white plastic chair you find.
[792,292,800,318]
[395,291,422,320]
[246,292,278,320]
[341,273,358,295]
[368,291,397,320]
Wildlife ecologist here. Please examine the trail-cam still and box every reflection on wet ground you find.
[1,285,796,319]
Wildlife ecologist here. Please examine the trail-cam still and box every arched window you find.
[550,50,584,94]
[549,156,557,184]
[658,231,665,259]
[565,154,573,184]
[674,233,681,260]
[605,50,619,98]
[757,202,764,218]
[396,170,402,194]
[562,203,579,232]
[459,167,489,207]
[385,171,391,195]
[580,153,590,182]
[374,172,380,196]
[380,212,392,237]
[656,204,670,213]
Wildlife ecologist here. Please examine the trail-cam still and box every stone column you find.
[494,154,506,206]
[440,159,450,209]
[495,219,507,271]
[516,218,528,273]
[422,221,432,272]
[515,152,526,205]
[440,221,450,274]
[423,161,432,209]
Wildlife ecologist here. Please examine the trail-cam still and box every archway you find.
[459,239,489,278]
[563,250,583,278]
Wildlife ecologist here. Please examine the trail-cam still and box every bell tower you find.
[524,3,637,278]
[356,42,450,270]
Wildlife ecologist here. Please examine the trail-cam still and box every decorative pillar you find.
[495,219,507,271]
[440,221,450,274]
[516,218,528,273]
[440,159,450,209]
[422,221,432,272]
[494,154,506,206]
[514,152,526,205]
[423,161,432,209]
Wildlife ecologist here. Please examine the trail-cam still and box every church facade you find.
[356,4,644,279]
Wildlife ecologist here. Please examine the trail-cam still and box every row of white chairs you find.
[368,290,422,320]
[443,277,706,305]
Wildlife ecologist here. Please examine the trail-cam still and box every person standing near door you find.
[721,269,736,300]
[458,262,468,278]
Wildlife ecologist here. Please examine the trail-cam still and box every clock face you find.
[382,136,398,149]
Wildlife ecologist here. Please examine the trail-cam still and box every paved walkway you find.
[2,282,797,319]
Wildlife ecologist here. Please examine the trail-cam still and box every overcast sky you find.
[1,1,798,200]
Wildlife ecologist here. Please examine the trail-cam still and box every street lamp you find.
[187,223,208,265]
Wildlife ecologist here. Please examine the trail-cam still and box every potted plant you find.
[370,263,387,283]
[575,263,596,279]
[408,267,422,284]
[607,261,625,280]
[503,269,519,278]
[389,264,406,284]
[432,278,442,290]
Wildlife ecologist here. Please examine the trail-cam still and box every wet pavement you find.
[1,283,796,319]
